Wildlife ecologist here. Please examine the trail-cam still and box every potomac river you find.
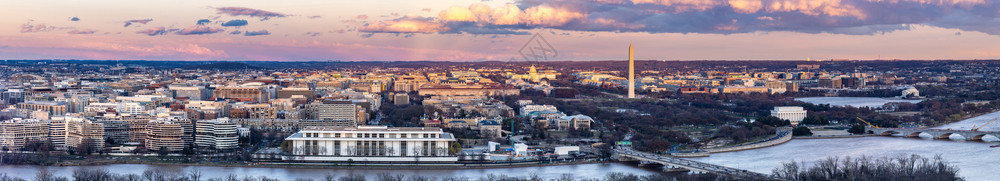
[688,110,1000,181]
[0,163,659,180]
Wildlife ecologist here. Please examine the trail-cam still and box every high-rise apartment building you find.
[195,118,239,150]
[145,118,187,152]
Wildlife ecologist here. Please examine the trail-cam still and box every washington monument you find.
[628,44,635,98]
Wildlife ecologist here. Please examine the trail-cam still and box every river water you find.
[689,109,1000,181]
[0,163,657,180]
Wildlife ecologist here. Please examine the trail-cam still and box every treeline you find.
[381,104,424,127]
[772,154,963,181]
[530,97,737,152]
[3,169,760,181]
[714,117,784,143]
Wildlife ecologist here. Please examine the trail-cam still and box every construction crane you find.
[856,117,878,128]
[971,118,997,132]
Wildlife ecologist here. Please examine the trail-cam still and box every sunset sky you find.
[1,0,999,61]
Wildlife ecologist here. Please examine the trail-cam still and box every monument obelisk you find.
[628,44,635,98]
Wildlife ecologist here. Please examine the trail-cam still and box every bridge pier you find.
[933,133,952,139]
[638,161,663,167]
[868,128,1000,142]
[662,167,689,173]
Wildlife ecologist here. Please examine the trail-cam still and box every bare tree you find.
[323,174,336,181]
[34,168,69,181]
[188,169,203,181]
[337,174,365,181]
[404,175,432,181]
[374,173,403,181]
[556,174,574,181]
[772,154,962,181]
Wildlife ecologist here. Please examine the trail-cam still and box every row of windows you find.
[303,132,441,139]
[299,140,440,156]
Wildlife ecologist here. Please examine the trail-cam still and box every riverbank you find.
[672,127,793,157]
[687,136,1000,181]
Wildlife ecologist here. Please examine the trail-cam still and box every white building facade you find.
[771,106,807,125]
[285,126,457,162]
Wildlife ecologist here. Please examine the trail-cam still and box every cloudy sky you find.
[1,0,999,61]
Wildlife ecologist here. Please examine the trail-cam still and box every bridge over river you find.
[613,148,782,180]
[867,127,1000,141]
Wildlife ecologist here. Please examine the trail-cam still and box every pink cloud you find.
[0,36,228,60]
[359,0,1000,35]
[359,17,449,34]
[67,29,97,34]
[216,7,287,18]
[123,19,153,27]
[176,26,224,35]
[20,21,71,33]
[136,27,169,36]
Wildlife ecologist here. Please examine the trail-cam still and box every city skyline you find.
[1,0,1000,61]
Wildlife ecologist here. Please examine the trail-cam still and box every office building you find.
[556,115,593,130]
[213,87,266,102]
[0,118,50,150]
[17,101,68,116]
[277,87,314,101]
[1,89,25,106]
[307,100,360,127]
[49,116,104,151]
[170,86,211,101]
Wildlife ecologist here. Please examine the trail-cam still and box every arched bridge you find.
[867,127,1000,141]
[613,148,781,180]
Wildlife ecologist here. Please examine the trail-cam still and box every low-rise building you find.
[556,115,593,130]
[478,119,502,138]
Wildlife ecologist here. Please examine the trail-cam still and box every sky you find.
[1,0,999,61]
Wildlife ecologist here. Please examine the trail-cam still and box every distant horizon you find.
[2,59,997,63]
[2,0,1000,61]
